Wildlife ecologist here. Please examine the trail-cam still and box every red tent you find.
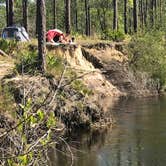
[46,29,66,42]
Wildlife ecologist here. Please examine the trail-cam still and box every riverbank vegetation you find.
[128,31,166,90]
[0,83,61,166]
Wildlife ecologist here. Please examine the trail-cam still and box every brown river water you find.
[50,95,166,166]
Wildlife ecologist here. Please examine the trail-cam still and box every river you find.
[51,95,166,166]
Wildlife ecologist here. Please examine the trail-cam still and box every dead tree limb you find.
[0,49,8,57]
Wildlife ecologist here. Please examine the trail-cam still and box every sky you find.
[0,2,5,7]
[0,0,35,7]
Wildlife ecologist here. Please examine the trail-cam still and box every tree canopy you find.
[0,0,166,39]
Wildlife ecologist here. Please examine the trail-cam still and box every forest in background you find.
[0,0,166,40]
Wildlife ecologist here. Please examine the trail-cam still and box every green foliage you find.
[128,0,133,7]
[7,96,57,166]
[101,30,125,42]
[71,80,93,96]
[15,49,38,74]
[18,155,28,165]
[128,31,166,88]
[47,54,63,68]
[46,54,64,77]
[0,39,18,55]
[46,112,56,128]
[0,4,6,33]
[37,109,44,121]
[66,69,77,80]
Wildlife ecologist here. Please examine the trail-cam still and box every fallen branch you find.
[0,49,8,57]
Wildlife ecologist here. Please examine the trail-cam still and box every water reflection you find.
[52,95,166,166]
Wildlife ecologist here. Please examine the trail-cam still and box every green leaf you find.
[46,112,56,128]
[37,109,44,121]
[17,124,23,133]
[30,116,37,126]
[7,159,13,166]
[18,155,28,165]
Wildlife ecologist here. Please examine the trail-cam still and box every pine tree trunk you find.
[8,0,14,26]
[22,0,28,31]
[97,9,104,32]
[88,5,91,36]
[36,0,38,36]
[124,0,127,33]
[128,8,132,34]
[154,0,157,25]
[133,0,138,32]
[6,0,9,26]
[85,0,90,36]
[53,0,56,28]
[150,0,154,27]
[102,9,107,32]
[139,0,144,29]
[74,0,78,31]
[159,0,162,25]
[37,0,46,73]
[65,0,71,34]
[144,0,148,27]
[113,0,118,31]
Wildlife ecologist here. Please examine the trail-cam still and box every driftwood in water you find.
[0,49,8,57]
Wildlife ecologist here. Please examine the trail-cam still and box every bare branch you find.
[0,49,8,57]
[59,136,74,166]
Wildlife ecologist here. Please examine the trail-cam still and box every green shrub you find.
[128,31,166,88]
[15,50,38,74]
[71,80,93,96]
[46,54,64,77]
[0,39,17,55]
[101,30,125,42]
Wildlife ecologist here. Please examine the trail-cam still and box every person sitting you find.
[46,29,68,44]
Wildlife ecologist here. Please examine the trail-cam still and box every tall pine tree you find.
[65,0,71,34]
[37,0,46,72]
[22,0,28,31]
[113,0,118,30]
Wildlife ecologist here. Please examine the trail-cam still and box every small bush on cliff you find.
[71,80,93,96]
[101,30,125,42]
[128,31,166,89]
